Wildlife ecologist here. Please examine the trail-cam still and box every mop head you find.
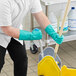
[39,47,62,68]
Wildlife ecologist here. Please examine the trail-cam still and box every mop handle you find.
[54,0,71,58]
[40,40,44,58]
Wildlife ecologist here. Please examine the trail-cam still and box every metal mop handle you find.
[40,40,44,58]
[54,0,71,58]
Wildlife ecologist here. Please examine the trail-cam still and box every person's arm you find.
[1,26,20,38]
[33,11,64,44]
[32,11,50,29]
[0,26,42,40]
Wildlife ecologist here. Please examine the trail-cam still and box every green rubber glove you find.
[19,28,42,40]
[45,24,64,44]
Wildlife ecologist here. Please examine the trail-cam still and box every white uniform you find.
[0,0,42,48]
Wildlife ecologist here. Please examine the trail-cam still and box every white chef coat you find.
[0,0,42,48]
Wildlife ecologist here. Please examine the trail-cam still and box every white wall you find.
[48,1,76,19]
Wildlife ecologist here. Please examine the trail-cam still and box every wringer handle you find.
[54,0,71,58]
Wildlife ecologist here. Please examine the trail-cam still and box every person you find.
[0,0,64,76]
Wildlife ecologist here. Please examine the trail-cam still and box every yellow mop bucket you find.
[61,65,76,76]
[38,56,61,76]
[38,59,76,76]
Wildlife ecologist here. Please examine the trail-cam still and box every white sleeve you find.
[31,0,42,13]
[0,0,12,26]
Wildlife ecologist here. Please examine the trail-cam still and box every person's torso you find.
[10,0,32,28]
[0,0,33,48]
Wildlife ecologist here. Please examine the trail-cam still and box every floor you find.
[0,40,76,76]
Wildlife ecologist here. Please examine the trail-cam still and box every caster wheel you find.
[30,44,38,54]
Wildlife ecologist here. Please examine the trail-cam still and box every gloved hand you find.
[19,28,42,40]
[45,24,64,44]
[31,28,42,40]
